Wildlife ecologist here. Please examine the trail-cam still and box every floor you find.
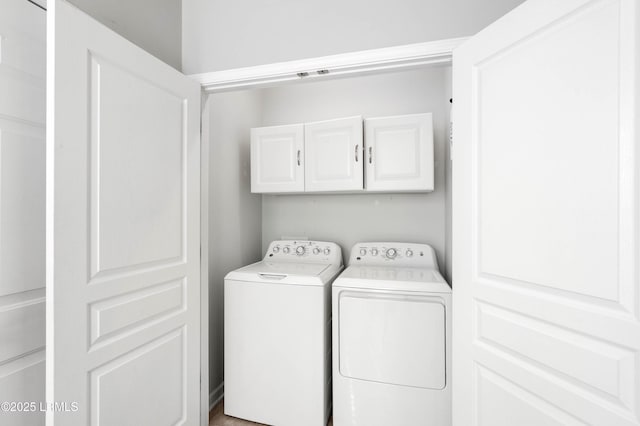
[209,400,333,426]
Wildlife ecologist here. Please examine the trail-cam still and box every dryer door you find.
[338,291,446,389]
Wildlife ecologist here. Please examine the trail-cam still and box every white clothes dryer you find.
[332,242,451,426]
[224,240,343,426]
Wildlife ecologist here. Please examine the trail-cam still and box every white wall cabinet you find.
[250,124,304,193]
[364,113,434,192]
[304,116,363,192]
[251,114,434,194]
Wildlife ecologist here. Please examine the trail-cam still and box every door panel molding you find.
[88,278,185,348]
[476,301,635,406]
[89,327,186,425]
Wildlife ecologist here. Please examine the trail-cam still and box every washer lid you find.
[225,260,340,286]
[334,265,451,293]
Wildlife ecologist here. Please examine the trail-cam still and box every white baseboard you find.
[209,381,224,411]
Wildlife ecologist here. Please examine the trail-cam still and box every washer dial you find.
[385,248,397,259]
[296,246,305,256]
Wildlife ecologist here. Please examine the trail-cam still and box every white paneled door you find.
[47,1,201,425]
[453,0,640,425]
[0,1,46,425]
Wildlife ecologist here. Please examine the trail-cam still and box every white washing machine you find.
[332,242,451,426]
[224,240,343,426]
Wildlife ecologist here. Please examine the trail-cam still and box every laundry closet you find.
[198,0,640,422]
[205,63,453,424]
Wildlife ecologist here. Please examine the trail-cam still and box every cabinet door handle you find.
[297,150,301,166]
[368,146,373,164]
[355,144,359,162]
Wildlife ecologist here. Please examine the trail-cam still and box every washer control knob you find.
[371,248,379,256]
[360,248,367,256]
[386,248,397,259]
[313,247,320,255]
[283,247,290,254]
[406,249,413,257]
[323,248,331,255]
[273,246,280,253]
[296,246,305,256]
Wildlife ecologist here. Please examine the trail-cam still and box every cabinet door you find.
[305,116,363,192]
[364,113,434,192]
[251,124,304,193]
[453,0,640,425]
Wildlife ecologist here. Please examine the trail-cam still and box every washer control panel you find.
[266,240,343,265]
[349,242,438,268]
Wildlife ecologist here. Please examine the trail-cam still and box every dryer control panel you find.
[265,240,343,265]
[349,242,438,269]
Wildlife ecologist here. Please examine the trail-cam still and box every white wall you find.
[207,90,263,404]
[182,0,526,73]
[69,0,182,70]
[260,68,451,276]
